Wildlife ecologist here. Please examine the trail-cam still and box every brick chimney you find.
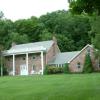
[52,36,57,44]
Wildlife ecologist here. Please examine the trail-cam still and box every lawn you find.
[0,73,100,100]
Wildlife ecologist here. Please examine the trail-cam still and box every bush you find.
[44,65,63,74]
[0,66,8,76]
[83,54,93,73]
[43,65,48,75]
[63,63,69,74]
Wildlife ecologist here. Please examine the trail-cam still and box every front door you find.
[20,64,28,75]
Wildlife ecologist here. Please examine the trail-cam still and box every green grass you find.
[0,73,100,100]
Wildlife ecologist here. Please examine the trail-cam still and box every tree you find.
[83,54,93,73]
[0,11,4,19]
[14,16,43,42]
[6,32,29,48]
[56,34,75,52]
[40,10,91,51]
[69,0,100,15]
[39,29,52,41]
[63,63,69,73]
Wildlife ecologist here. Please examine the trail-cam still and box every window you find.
[8,58,10,61]
[99,63,100,68]
[87,48,91,55]
[98,60,100,68]
[23,57,25,60]
[33,56,36,59]
[33,65,36,70]
[77,62,81,68]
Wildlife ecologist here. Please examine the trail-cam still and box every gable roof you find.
[3,40,54,55]
[68,44,93,63]
[49,44,93,65]
[48,51,80,64]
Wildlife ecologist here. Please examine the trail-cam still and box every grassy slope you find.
[0,73,100,100]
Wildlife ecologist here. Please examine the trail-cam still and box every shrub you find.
[83,54,93,73]
[0,66,8,76]
[63,63,69,74]
[43,65,48,75]
[44,65,63,74]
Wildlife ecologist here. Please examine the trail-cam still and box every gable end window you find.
[87,48,91,55]
[77,62,81,68]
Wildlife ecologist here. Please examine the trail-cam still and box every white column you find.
[26,53,29,75]
[13,54,15,76]
[41,51,44,75]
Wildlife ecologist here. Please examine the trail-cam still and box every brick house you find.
[2,39,100,75]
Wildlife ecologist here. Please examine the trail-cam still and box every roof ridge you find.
[14,40,53,46]
[57,51,80,54]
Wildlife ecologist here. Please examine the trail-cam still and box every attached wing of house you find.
[49,51,80,65]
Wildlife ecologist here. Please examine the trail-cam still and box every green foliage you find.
[83,54,93,73]
[56,34,75,52]
[39,29,52,41]
[7,32,29,48]
[63,63,69,74]
[44,65,63,74]
[40,11,91,51]
[69,0,100,15]
[92,16,100,55]
[0,11,4,19]
[43,65,48,75]
[0,66,8,76]
[0,10,92,52]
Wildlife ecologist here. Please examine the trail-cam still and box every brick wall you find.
[69,46,96,72]
[4,40,60,75]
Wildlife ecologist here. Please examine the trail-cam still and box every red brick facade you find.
[4,41,99,75]
[69,46,99,72]
[4,41,60,75]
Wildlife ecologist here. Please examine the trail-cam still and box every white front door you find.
[20,64,28,75]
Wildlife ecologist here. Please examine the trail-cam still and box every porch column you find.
[13,54,15,76]
[41,51,44,75]
[26,53,29,75]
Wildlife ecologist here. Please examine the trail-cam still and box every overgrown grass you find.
[0,73,100,100]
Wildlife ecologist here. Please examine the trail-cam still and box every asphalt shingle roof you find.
[3,40,54,55]
[49,51,80,64]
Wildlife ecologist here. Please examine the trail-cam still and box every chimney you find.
[52,36,57,44]
[11,42,16,47]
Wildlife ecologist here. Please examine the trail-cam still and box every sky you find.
[0,0,69,21]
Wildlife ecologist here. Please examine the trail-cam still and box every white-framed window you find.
[98,63,100,68]
[77,62,81,68]
[98,60,100,68]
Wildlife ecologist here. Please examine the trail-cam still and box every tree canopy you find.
[69,0,100,15]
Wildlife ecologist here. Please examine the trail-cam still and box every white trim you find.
[13,54,15,76]
[26,53,29,75]
[3,46,46,56]
[68,44,93,63]
[41,51,44,75]
[3,50,46,56]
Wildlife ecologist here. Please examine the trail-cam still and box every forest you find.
[0,0,100,53]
